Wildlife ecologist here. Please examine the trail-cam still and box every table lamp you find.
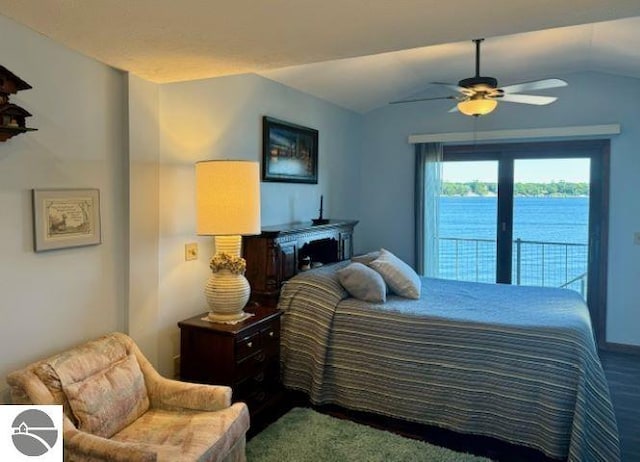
[195,160,261,322]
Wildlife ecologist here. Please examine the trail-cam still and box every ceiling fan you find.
[390,38,568,116]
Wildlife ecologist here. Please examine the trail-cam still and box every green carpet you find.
[247,408,492,462]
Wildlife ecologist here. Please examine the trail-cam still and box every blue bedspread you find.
[279,263,620,461]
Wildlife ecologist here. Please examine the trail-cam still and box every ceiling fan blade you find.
[498,94,558,105]
[430,82,471,94]
[389,95,456,105]
[500,78,568,94]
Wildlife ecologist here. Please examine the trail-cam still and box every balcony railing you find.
[438,237,588,298]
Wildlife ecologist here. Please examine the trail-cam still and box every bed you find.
[278,261,620,462]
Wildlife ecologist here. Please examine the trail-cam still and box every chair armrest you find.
[64,428,156,462]
[131,340,231,411]
[147,376,232,412]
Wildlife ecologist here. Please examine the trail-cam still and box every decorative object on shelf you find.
[312,194,329,225]
[262,116,318,184]
[300,256,312,271]
[0,65,37,141]
[32,188,101,252]
[196,160,261,322]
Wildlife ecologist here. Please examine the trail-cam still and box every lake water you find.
[440,196,589,244]
[437,196,589,293]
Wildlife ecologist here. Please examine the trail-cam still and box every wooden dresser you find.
[178,304,282,423]
[242,219,358,306]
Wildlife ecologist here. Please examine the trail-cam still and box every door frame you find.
[443,139,610,347]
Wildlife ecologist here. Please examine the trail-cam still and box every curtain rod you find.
[408,124,620,144]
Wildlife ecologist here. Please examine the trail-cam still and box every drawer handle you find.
[253,372,265,383]
[255,352,266,363]
[246,341,253,348]
[268,331,274,337]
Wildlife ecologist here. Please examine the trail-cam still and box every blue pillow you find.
[337,263,386,303]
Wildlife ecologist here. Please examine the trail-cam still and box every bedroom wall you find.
[153,74,363,376]
[360,71,640,346]
[126,74,161,366]
[0,14,127,396]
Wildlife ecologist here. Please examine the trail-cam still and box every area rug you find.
[247,408,492,462]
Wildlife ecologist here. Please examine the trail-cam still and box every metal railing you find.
[438,237,588,298]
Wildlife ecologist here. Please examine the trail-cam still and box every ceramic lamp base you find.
[204,270,250,320]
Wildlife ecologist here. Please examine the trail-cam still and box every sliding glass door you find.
[439,161,498,283]
[512,158,590,298]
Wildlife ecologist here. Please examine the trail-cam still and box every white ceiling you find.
[2,1,640,113]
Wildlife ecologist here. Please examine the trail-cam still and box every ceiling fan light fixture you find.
[457,97,497,116]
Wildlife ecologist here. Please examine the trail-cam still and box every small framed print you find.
[262,116,318,184]
[32,188,101,252]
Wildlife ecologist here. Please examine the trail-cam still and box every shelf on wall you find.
[0,126,37,142]
[0,65,36,142]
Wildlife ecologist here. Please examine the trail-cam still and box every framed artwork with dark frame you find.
[262,116,318,183]
[32,188,102,252]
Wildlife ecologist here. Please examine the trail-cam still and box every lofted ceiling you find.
[260,17,640,113]
[1,1,640,113]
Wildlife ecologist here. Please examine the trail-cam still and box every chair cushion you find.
[64,354,150,438]
[111,403,250,462]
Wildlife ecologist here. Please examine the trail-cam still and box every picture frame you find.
[32,188,102,252]
[262,116,318,183]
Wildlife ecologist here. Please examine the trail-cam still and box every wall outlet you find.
[185,243,198,261]
[634,232,640,246]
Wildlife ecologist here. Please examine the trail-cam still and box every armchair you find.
[7,332,249,462]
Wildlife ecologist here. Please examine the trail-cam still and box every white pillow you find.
[351,251,381,266]
[368,249,421,299]
[337,262,386,303]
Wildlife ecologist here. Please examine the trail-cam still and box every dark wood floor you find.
[601,349,640,462]
[254,349,639,461]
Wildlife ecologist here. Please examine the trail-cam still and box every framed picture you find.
[262,116,318,183]
[32,188,101,252]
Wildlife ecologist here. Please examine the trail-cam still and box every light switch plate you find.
[185,243,198,261]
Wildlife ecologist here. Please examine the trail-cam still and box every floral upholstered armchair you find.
[7,332,249,462]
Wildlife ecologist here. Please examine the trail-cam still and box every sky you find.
[443,158,591,183]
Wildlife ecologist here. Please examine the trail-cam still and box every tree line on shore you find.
[442,181,589,197]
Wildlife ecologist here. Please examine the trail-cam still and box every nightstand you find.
[178,304,283,422]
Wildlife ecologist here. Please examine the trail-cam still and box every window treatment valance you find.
[408,124,620,145]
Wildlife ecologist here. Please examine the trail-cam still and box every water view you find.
[431,156,592,298]
[438,196,589,295]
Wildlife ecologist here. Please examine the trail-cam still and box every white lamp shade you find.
[195,160,261,236]
[457,98,498,116]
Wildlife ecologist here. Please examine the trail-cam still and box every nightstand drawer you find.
[235,320,279,361]
[234,365,280,409]
[236,349,268,380]
[261,322,280,354]
[236,331,261,361]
